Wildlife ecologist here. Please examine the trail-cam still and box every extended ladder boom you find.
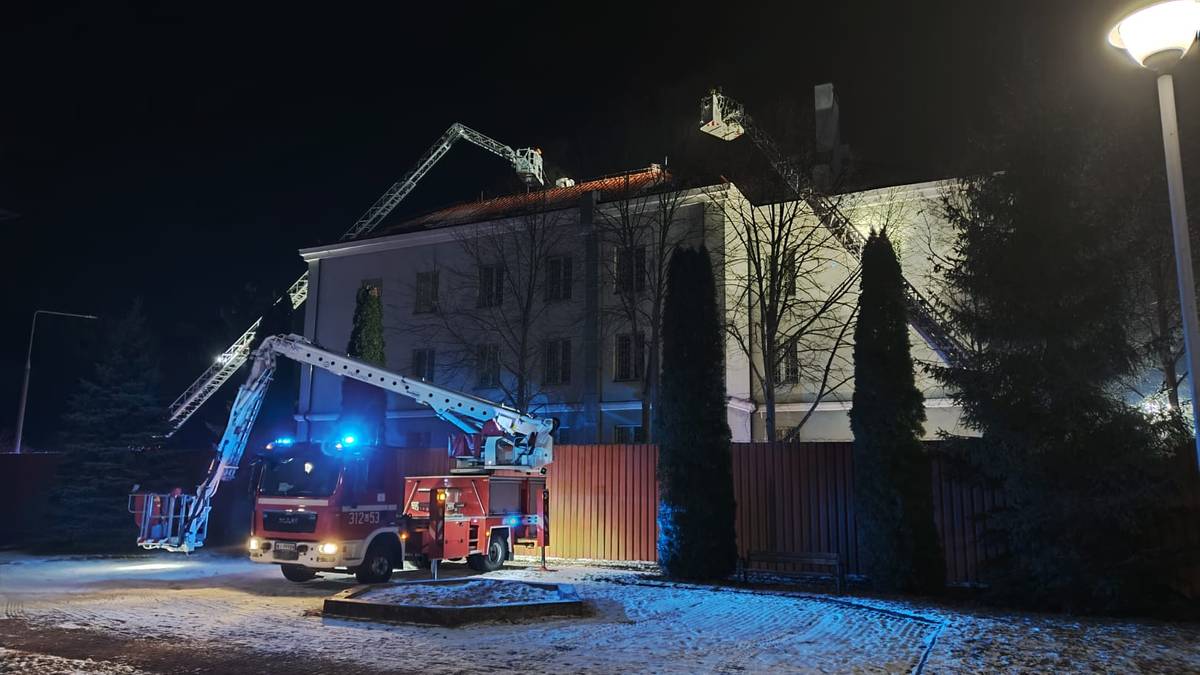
[166,125,544,434]
[139,333,556,552]
[700,90,967,364]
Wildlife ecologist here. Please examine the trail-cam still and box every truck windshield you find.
[259,455,341,497]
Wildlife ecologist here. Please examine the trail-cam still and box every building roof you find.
[372,165,672,237]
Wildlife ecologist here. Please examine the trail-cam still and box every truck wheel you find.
[281,564,316,583]
[355,540,394,584]
[468,533,508,572]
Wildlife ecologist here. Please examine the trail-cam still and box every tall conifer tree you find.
[655,246,737,579]
[342,283,387,444]
[935,110,1199,612]
[849,232,944,593]
[46,301,167,551]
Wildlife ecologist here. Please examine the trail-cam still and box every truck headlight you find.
[248,537,261,551]
[318,542,339,555]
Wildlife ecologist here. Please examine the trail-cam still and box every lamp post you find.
[1109,1,1200,468]
[13,310,99,454]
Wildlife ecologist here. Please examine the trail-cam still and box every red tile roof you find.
[374,165,671,236]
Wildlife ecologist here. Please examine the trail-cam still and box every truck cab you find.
[247,438,404,583]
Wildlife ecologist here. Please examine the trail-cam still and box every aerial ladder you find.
[165,125,545,434]
[700,89,968,364]
[133,333,557,553]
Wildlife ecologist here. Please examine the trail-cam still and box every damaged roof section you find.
[372,164,672,237]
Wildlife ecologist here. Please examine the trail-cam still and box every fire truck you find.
[131,333,556,583]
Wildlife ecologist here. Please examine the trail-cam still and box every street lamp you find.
[1109,1,1200,467]
[13,310,99,454]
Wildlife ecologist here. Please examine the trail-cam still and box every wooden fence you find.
[544,444,659,561]
[931,455,1005,586]
[542,442,997,586]
[3,442,999,585]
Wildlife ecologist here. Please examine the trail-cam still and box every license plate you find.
[273,542,298,560]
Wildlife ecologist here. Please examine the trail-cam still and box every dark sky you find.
[2,1,1196,448]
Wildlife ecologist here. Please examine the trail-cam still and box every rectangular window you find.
[544,255,573,302]
[613,425,645,444]
[477,264,504,308]
[476,343,501,388]
[411,348,435,382]
[782,250,797,298]
[616,246,646,295]
[614,332,645,381]
[414,271,439,314]
[775,342,800,386]
[543,338,572,385]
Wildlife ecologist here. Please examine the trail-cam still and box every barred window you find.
[544,256,573,302]
[543,338,572,385]
[476,343,501,388]
[775,341,800,386]
[411,348,435,382]
[613,425,645,443]
[615,246,646,295]
[614,332,645,381]
[477,264,504,308]
[414,271,439,314]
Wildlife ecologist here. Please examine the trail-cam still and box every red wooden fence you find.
[931,455,1005,586]
[2,443,1000,584]
[544,444,658,561]
[731,443,859,576]
[539,442,998,585]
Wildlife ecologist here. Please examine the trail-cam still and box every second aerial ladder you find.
[700,89,967,364]
[166,124,545,433]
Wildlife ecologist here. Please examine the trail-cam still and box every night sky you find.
[2,1,1197,448]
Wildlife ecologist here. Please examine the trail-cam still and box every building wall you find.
[296,179,970,445]
[713,180,970,440]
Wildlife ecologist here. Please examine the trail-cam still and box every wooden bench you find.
[739,551,845,594]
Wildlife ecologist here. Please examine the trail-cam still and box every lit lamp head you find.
[1108,1,1200,71]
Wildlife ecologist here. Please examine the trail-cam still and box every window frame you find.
[414,270,439,314]
[614,332,645,382]
[544,255,573,302]
[477,264,505,308]
[615,246,647,295]
[476,342,501,389]
[411,347,436,382]
[543,338,572,385]
[775,341,800,386]
[613,425,645,444]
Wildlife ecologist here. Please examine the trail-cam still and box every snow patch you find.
[0,647,148,675]
[357,579,560,607]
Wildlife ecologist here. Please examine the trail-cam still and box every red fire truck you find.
[131,334,555,583]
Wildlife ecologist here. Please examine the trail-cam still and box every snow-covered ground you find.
[1,552,1197,673]
[357,578,562,607]
[0,648,149,675]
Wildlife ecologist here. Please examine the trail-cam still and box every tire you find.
[355,539,394,584]
[281,564,317,583]
[468,533,508,572]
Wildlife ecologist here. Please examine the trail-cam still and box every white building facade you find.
[293,167,968,446]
